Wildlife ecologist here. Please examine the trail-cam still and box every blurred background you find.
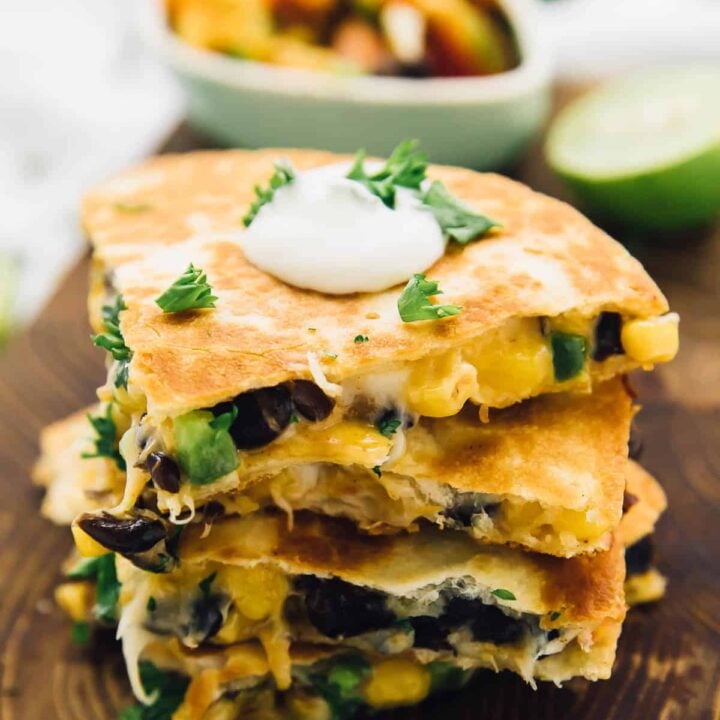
[1,0,719,342]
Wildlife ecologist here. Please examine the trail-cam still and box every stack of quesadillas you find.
[35,148,677,719]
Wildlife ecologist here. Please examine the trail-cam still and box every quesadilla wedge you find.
[620,461,668,605]
[64,377,631,560]
[105,509,626,701]
[80,149,677,512]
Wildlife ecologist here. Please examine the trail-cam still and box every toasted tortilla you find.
[34,379,632,556]
[81,149,668,417]
[617,460,667,548]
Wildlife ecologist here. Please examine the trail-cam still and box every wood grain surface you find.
[1,91,719,720]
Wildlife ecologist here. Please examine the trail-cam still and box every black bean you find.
[77,512,167,554]
[228,384,293,450]
[409,616,452,650]
[592,312,624,362]
[203,501,225,522]
[145,452,181,493]
[469,604,524,645]
[547,629,560,641]
[189,595,224,643]
[291,380,335,422]
[297,576,394,638]
[628,426,644,461]
[625,536,654,576]
[443,495,499,527]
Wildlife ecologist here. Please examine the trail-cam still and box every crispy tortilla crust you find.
[81,149,668,416]
[180,511,627,628]
[617,460,668,547]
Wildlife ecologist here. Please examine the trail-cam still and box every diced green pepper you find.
[173,410,238,485]
[551,332,587,381]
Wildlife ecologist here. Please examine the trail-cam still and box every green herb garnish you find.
[92,295,132,389]
[491,588,516,601]
[372,465,382,477]
[243,160,296,227]
[114,202,152,214]
[199,572,217,598]
[208,405,237,433]
[309,653,371,720]
[290,413,299,424]
[347,139,427,209]
[147,597,157,613]
[67,553,120,624]
[82,404,125,471]
[551,332,587,382]
[155,263,217,314]
[377,414,401,438]
[397,274,462,323]
[354,335,369,343]
[71,621,90,645]
[421,180,500,243]
[427,661,471,693]
[549,611,562,621]
[118,662,189,720]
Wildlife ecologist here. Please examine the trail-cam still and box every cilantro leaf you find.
[82,404,126,471]
[71,621,90,645]
[372,465,382,477]
[67,553,120,624]
[353,335,369,343]
[397,274,462,323]
[118,662,189,720]
[208,405,238,433]
[346,139,427,208]
[491,588,516,601]
[155,263,217,314]
[377,412,401,438]
[243,160,296,227]
[92,295,132,389]
[309,653,371,720]
[421,180,500,244]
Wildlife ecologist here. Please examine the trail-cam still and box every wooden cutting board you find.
[1,96,719,720]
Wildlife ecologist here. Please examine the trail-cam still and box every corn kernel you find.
[463,318,554,408]
[219,565,289,621]
[363,658,430,708]
[55,581,94,621]
[405,349,477,417]
[621,314,679,364]
[71,523,108,557]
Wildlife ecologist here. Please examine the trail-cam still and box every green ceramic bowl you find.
[150,0,551,170]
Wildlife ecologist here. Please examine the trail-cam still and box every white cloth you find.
[0,0,181,324]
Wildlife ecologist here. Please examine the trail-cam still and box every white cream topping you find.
[241,162,445,294]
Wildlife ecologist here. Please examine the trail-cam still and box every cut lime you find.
[546,66,720,232]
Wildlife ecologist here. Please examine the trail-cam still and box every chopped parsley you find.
[67,553,120,624]
[549,611,562,621]
[147,597,157,612]
[491,588,516,601]
[92,295,132,389]
[421,180,500,243]
[397,274,462,323]
[118,662,189,720]
[155,263,217,314]
[372,465,382,478]
[308,653,371,720]
[354,334,369,343]
[82,404,125,471]
[114,202,152,213]
[346,139,427,208]
[243,160,296,227]
[377,412,401,438]
[289,413,299,424]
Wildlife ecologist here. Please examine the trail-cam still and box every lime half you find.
[546,66,720,232]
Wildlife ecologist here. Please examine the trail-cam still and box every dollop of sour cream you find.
[241,162,446,294]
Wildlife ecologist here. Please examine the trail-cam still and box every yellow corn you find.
[621,313,679,364]
[363,658,430,708]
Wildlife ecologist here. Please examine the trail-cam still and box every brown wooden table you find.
[1,94,719,719]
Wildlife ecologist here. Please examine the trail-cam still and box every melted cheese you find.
[621,313,679,364]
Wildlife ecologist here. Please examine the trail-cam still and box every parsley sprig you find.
[82,404,126,471]
[93,295,132,388]
[243,160,296,227]
[155,263,217,314]
[67,553,120,623]
[422,180,500,243]
[397,274,462,323]
[346,139,427,208]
